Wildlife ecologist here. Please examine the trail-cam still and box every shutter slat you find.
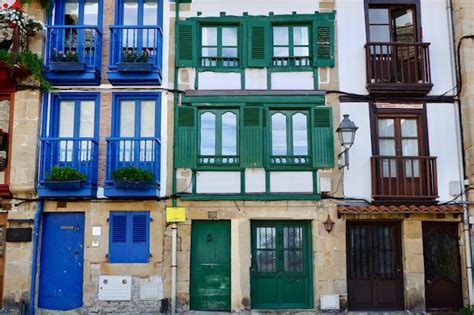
[313,12,335,67]
[132,215,147,243]
[247,20,270,67]
[129,212,150,263]
[112,215,127,243]
[109,212,129,263]
[240,106,263,167]
[177,21,196,67]
[175,107,197,168]
[312,107,334,168]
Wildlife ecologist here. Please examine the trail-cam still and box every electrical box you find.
[166,207,186,223]
[98,276,132,301]
[320,294,340,310]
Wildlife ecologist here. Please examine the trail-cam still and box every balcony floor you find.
[104,186,160,199]
[45,70,101,86]
[107,70,162,86]
[37,186,97,198]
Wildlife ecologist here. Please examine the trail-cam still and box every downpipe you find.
[29,200,44,315]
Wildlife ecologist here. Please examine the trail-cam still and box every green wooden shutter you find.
[177,21,197,67]
[240,106,263,167]
[313,13,335,67]
[175,106,197,168]
[312,107,334,168]
[247,19,270,68]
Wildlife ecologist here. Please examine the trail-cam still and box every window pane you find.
[273,27,289,45]
[274,47,289,57]
[120,101,135,137]
[292,113,308,155]
[140,100,155,137]
[222,27,237,46]
[402,139,418,156]
[143,0,158,25]
[272,113,287,155]
[64,0,79,25]
[221,112,237,155]
[202,47,217,57]
[294,47,309,57]
[401,119,417,137]
[293,26,309,45]
[123,0,138,25]
[379,139,395,156]
[84,0,99,25]
[256,227,276,273]
[369,25,390,42]
[378,119,394,137]
[202,27,217,46]
[369,8,389,24]
[200,112,216,155]
[79,101,95,138]
[394,8,415,42]
[222,48,238,57]
[59,101,75,137]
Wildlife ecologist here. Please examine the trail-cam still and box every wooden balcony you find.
[371,156,438,203]
[365,42,433,96]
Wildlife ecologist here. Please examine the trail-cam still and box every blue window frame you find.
[109,211,150,263]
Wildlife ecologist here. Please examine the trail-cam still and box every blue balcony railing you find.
[108,25,163,85]
[45,25,102,84]
[105,137,161,196]
[38,137,99,197]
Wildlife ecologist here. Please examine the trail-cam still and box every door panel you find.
[190,221,231,311]
[347,222,403,310]
[423,222,463,311]
[251,221,312,309]
[39,213,85,310]
[0,214,7,308]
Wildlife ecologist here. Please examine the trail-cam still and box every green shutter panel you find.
[240,106,263,167]
[177,21,197,67]
[247,19,270,68]
[313,13,335,67]
[312,107,334,168]
[175,106,197,168]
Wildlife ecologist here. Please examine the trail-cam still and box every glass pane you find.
[222,48,238,58]
[272,113,287,155]
[221,112,237,156]
[292,113,308,155]
[402,139,418,156]
[140,100,155,137]
[59,101,75,137]
[201,47,217,57]
[294,47,309,57]
[378,119,394,137]
[84,0,99,25]
[123,0,138,25]
[293,26,309,45]
[64,0,79,25]
[273,27,289,45]
[79,101,94,138]
[379,139,395,156]
[120,101,135,137]
[401,119,417,137]
[256,227,276,273]
[202,27,217,46]
[222,27,237,46]
[369,25,390,42]
[393,8,415,42]
[369,8,389,24]
[350,226,369,277]
[200,112,216,155]
[273,47,289,57]
[404,159,419,177]
[143,0,158,25]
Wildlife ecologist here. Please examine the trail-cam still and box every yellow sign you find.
[166,207,186,223]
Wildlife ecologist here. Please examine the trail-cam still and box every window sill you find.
[178,193,321,201]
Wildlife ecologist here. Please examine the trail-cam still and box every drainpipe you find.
[447,0,474,304]
[29,200,44,315]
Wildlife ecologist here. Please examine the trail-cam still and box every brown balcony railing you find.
[365,42,432,95]
[371,156,438,201]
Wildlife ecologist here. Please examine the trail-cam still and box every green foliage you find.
[17,50,52,91]
[0,49,13,66]
[46,166,87,181]
[51,49,79,62]
[112,166,154,183]
[461,305,474,315]
[121,49,149,63]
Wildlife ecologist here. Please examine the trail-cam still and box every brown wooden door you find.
[0,213,6,308]
[423,222,463,311]
[347,221,404,310]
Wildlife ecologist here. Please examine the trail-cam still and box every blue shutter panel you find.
[129,212,150,263]
[109,212,129,263]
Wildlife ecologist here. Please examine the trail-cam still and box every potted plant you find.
[49,48,85,71]
[116,49,152,72]
[0,1,43,47]
[44,165,87,190]
[111,166,155,189]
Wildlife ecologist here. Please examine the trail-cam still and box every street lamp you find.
[336,114,358,169]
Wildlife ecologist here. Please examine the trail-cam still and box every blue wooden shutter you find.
[175,106,197,168]
[177,21,197,67]
[109,212,129,263]
[312,107,334,168]
[129,212,150,263]
[313,12,335,67]
[240,106,263,167]
[247,19,270,67]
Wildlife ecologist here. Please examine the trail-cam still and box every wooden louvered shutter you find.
[174,106,197,168]
[129,212,150,263]
[109,212,128,263]
[240,106,263,167]
[247,20,270,67]
[312,107,334,168]
[177,21,197,67]
[313,13,335,67]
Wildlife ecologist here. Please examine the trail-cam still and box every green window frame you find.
[198,109,239,166]
[269,110,311,166]
[200,25,240,69]
[272,25,311,68]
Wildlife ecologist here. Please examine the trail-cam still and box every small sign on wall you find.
[166,207,185,223]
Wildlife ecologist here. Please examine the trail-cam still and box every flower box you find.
[113,179,154,190]
[49,62,85,72]
[116,62,153,72]
[44,180,83,190]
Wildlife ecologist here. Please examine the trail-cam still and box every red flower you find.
[2,3,8,8]
[11,1,22,10]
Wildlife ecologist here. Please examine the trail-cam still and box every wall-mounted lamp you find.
[336,114,358,169]
[323,214,335,233]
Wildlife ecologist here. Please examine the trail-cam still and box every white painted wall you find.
[198,72,241,90]
[270,172,313,193]
[340,102,372,200]
[245,168,266,193]
[271,72,314,90]
[196,171,241,193]
[245,69,267,90]
[426,103,462,201]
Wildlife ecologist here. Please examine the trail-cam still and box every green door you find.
[190,220,231,311]
[250,221,313,309]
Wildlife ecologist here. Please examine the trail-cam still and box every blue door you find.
[38,212,85,310]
